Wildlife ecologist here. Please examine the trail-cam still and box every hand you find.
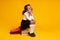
[30,20,35,24]
[29,11,33,16]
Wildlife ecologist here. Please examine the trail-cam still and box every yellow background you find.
[0,0,60,40]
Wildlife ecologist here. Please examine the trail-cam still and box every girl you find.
[20,4,36,37]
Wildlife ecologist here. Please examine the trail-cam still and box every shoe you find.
[20,30,22,35]
[10,27,21,34]
[28,32,36,37]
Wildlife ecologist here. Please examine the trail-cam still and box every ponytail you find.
[22,10,26,15]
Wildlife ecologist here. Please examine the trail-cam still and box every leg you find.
[28,20,36,37]
[30,20,35,33]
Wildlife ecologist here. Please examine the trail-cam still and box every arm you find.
[24,13,32,21]
[30,16,34,20]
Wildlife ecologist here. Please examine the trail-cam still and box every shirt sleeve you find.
[24,13,32,21]
[30,16,34,20]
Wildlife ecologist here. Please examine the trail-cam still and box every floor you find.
[0,0,60,40]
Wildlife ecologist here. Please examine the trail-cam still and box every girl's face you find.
[27,6,32,13]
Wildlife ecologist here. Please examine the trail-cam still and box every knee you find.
[30,21,35,24]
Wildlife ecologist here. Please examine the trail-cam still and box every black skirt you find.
[20,20,30,30]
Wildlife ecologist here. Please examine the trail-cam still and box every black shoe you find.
[28,32,36,37]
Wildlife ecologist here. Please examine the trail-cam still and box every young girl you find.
[20,4,36,37]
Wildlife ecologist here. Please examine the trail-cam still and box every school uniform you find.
[20,12,34,30]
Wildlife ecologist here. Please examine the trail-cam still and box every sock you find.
[29,24,35,34]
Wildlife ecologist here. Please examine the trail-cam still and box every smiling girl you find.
[20,4,36,37]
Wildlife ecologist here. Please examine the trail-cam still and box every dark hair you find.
[22,4,30,15]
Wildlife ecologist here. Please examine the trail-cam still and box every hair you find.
[22,4,30,15]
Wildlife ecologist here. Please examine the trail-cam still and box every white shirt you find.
[22,12,34,21]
